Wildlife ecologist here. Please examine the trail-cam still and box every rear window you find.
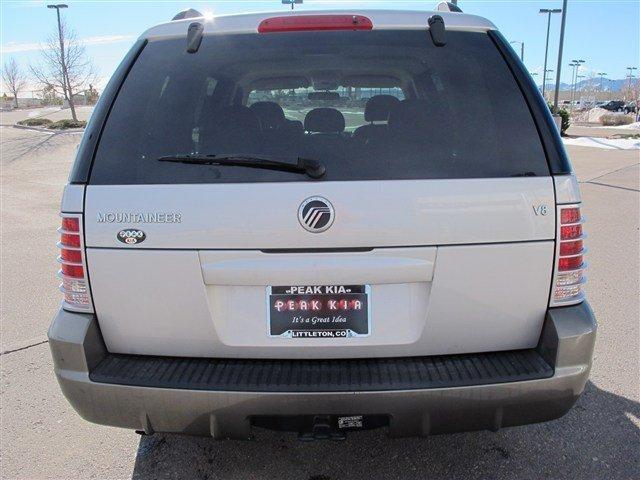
[89,30,548,185]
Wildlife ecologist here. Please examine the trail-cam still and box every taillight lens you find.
[560,207,581,224]
[559,240,583,256]
[61,263,84,278]
[560,224,582,240]
[551,204,586,305]
[58,214,92,311]
[60,248,82,263]
[61,217,79,231]
[60,232,81,248]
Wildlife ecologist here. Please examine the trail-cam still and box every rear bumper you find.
[48,303,596,438]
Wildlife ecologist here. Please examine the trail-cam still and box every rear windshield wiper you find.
[157,154,326,179]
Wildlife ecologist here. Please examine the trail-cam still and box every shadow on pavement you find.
[130,381,639,480]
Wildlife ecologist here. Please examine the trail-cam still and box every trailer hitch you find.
[298,415,346,442]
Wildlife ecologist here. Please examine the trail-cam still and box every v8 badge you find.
[533,204,549,216]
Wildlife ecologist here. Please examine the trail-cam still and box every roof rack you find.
[437,2,463,13]
[172,8,203,21]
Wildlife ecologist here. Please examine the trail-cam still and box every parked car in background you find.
[601,100,626,112]
[562,100,588,110]
[623,101,637,114]
[49,7,596,441]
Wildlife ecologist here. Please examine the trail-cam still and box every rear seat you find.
[303,108,346,152]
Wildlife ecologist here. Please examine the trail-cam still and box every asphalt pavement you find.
[0,124,638,480]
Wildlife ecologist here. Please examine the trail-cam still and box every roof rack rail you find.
[172,8,203,21]
[437,2,463,13]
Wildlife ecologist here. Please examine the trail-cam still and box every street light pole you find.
[510,41,524,62]
[576,74,586,106]
[545,70,554,100]
[539,8,561,99]
[570,59,585,108]
[597,72,607,102]
[46,4,74,118]
[598,72,607,93]
[553,0,568,113]
[569,62,577,106]
[626,66,638,100]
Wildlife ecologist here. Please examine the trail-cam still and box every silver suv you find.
[49,8,596,440]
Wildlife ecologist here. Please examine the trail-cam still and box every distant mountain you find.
[537,77,638,92]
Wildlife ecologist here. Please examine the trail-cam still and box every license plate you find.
[267,285,371,338]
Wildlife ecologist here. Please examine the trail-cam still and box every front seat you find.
[201,105,261,154]
[353,94,400,143]
[249,101,303,154]
[249,101,286,132]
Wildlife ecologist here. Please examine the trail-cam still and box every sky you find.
[1,0,639,95]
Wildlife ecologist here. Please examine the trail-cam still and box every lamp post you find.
[569,59,585,107]
[545,70,554,101]
[539,8,562,99]
[544,69,554,101]
[510,41,525,62]
[576,74,586,106]
[568,62,578,106]
[626,66,638,101]
[598,72,607,92]
[46,4,70,110]
[47,4,68,61]
[598,72,607,101]
[282,0,302,10]
[552,0,569,113]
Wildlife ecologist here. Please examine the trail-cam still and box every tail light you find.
[551,204,586,305]
[258,15,373,33]
[57,214,93,311]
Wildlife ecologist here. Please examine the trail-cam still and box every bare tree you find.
[2,59,28,109]
[30,19,95,121]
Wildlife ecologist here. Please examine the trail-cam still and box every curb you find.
[12,123,85,134]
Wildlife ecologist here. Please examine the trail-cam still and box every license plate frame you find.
[267,285,371,339]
